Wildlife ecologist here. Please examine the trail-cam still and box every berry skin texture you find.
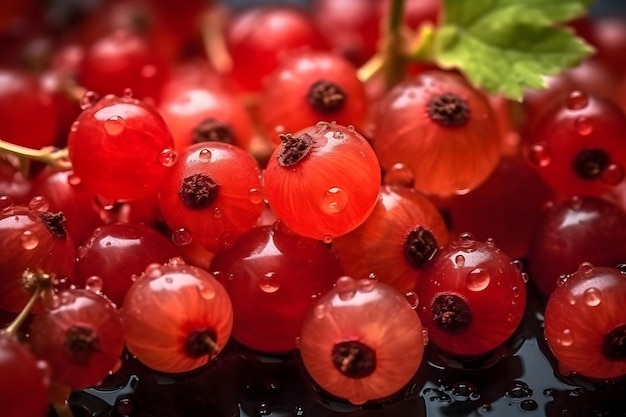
[544,264,626,380]
[67,94,175,202]
[415,234,527,358]
[263,122,381,241]
[122,259,233,374]
[373,71,502,197]
[158,142,264,251]
[299,276,426,405]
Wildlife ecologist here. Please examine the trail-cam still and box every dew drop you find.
[159,148,177,167]
[528,143,551,167]
[422,328,429,345]
[367,272,377,280]
[405,291,419,309]
[95,195,116,211]
[77,245,88,258]
[565,90,588,110]
[520,399,538,412]
[36,360,52,385]
[80,91,99,110]
[556,274,570,286]
[293,405,305,416]
[347,125,355,131]
[85,276,103,293]
[67,173,81,186]
[123,88,133,98]
[70,121,80,132]
[172,228,193,246]
[248,188,264,204]
[459,232,474,241]
[198,284,216,300]
[511,286,521,304]
[145,263,162,278]
[511,259,524,271]
[21,230,39,250]
[358,278,375,292]
[198,148,212,162]
[505,381,533,400]
[28,196,49,213]
[557,329,574,346]
[165,276,174,284]
[259,272,280,293]
[332,131,344,140]
[521,272,529,283]
[455,254,466,268]
[567,294,577,305]
[256,402,271,416]
[295,336,301,348]
[320,187,349,215]
[574,116,593,136]
[314,303,327,319]
[577,261,594,273]
[213,207,223,218]
[466,268,490,291]
[322,235,333,244]
[104,115,125,136]
[485,237,495,246]
[168,257,185,267]
[451,382,479,402]
[335,276,357,301]
[583,287,601,306]
[383,162,415,188]
[601,163,624,186]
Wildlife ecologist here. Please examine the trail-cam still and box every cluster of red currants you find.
[1,0,626,416]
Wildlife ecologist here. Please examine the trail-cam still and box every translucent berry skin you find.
[225,6,330,92]
[76,223,180,307]
[299,276,425,405]
[528,196,626,298]
[210,221,343,353]
[68,94,175,202]
[522,91,626,197]
[332,185,449,293]
[158,142,264,252]
[122,259,233,374]
[544,265,626,380]
[258,51,368,141]
[372,71,501,197]
[415,235,527,357]
[29,289,125,389]
[263,123,381,241]
[0,207,75,313]
[0,336,49,417]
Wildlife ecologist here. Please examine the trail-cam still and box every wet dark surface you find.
[60,283,626,417]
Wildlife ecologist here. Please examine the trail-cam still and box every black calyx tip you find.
[179,173,219,210]
[572,148,610,180]
[403,226,438,269]
[277,133,314,167]
[40,211,67,239]
[307,80,346,114]
[431,293,472,334]
[185,328,219,358]
[427,93,470,127]
[602,324,626,361]
[331,340,376,379]
[192,118,236,144]
[66,325,100,364]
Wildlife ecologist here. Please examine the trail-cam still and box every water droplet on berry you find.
[422,328,429,345]
[95,194,116,210]
[511,260,524,271]
[511,286,521,304]
[543,388,555,398]
[213,207,223,218]
[583,287,602,306]
[85,276,103,292]
[294,336,301,348]
[80,91,99,110]
[577,262,594,274]
[347,125,355,131]
[314,303,327,319]
[383,163,415,188]
[322,235,333,244]
[459,232,474,241]
[335,276,357,301]
[368,272,377,280]
[259,272,280,293]
[332,131,344,140]
[601,163,624,185]
[67,173,81,185]
[70,121,80,132]
[405,291,419,308]
[123,88,133,98]
[557,328,574,346]
[145,264,161,278]
[320,187,349,215]
[358,278,375,292]
[455,254,466,268]
[248,188,264,204]
[521,272,529,283]
[196,284,216,300]
[172,228,193,246]
[198,148,212,162]
[567,294,577,305]
[164,276,174,284]
[28,196,49,213]
[574,116,593,136]
[556,274,570,286]
[141,64,157,79]
[520,399,538,411]
[21,230,38,250]
[528,143,551,167]
[104,115,125,136]
[466,268,490,291]
[565,90,588,110]
[168,257,185,267]
[159,148,177,167]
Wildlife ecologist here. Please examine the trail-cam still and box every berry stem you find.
[52,402,75,417]
[382,0,407,90]
[3,286,42,336]
[0,139,71,170]
[202,6,233,74]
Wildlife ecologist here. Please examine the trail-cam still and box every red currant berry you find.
[415,234,527,358]
[373,71,502,197]
[299,276,426,405]
[263,122,381,241]
[67,93,175,202]
[158,142,264,251]
[122,258,233,374]
[544,264,626,380]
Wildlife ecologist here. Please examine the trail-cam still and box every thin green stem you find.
[383,0,407,90]
[0,140,71,171]
[3,287,42,336]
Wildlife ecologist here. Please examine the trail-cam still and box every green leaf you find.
[425,0,595,100]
